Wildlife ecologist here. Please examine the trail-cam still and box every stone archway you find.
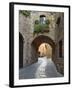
[31,35,56,63]
[19,32,24,69]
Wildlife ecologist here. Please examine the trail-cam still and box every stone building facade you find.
[54,13,64,74]
[19,11,64,75]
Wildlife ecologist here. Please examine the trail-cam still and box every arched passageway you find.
[31,35,56,62]
[19,35,63,79]
[19,33,24,69]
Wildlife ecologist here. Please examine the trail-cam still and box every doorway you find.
[19,33,24,69]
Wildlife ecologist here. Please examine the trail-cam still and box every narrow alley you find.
[19,57,62,79]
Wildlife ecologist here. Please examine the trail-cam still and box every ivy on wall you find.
[33,19,50,35]
[19,10,31,17]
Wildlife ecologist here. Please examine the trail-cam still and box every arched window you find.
[40,15,46,24]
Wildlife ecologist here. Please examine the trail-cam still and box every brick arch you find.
[31,35,56,62]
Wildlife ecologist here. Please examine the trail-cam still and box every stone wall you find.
[19,13,35,67]
[30,11,56,41]
[54,13,64,75]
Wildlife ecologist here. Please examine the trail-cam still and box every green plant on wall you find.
[19,10,31,17]
[46,19,50,25]
[33,19,50,35]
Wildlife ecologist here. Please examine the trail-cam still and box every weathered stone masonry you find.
[19,11,64,75]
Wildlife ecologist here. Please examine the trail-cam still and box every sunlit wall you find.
[38,43,52,58]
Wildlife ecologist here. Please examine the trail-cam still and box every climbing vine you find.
[19,10,31,17]
[33,19,50,35]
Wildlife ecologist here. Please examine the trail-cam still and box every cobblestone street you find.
[19,57,63,79]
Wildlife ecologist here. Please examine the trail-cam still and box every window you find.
[40,15,46,24]
[56,17,61,26]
